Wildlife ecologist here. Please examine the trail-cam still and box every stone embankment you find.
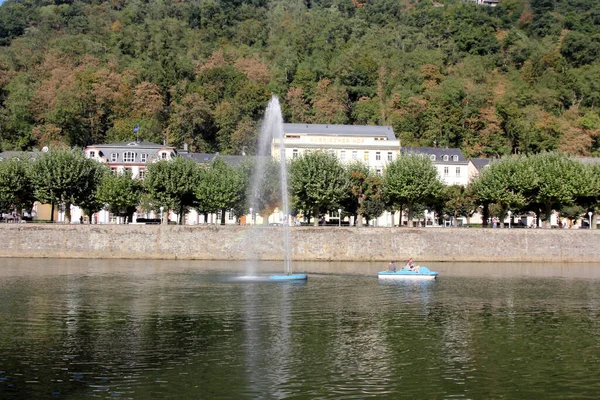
[1,224,598,263]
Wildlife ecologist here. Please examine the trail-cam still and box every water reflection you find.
[1,259,600,399]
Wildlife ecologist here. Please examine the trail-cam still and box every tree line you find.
[1,0,600,158]
[1,149,598,228]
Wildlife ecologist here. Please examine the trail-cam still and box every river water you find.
[1,259,599,399]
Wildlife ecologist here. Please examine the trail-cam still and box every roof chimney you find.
[183,143,188,151]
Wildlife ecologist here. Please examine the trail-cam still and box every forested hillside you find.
[1,0,599,157]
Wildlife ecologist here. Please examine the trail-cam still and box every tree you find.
[0,156,36,218]
[443,184,477,227]
[97,171,143,223]
[471,156,536,227]
[383,154,443,227]
[526,153,593,228]
[345,162,383,227]
[195,157,245,225]
[31,149,103,223]
[241,158,282,224]
[77,163,108,224]
[144,157,200,225]
[290,151,348,226]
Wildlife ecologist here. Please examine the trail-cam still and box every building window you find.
[376,152,381,161]
[387,152,393,161]
[140,153,147,163]
[138,169,145,179]
[443,155,449,161]
[376,167,382,176]
[89,151,95,158]
[110,167,117,175]
[123,152,135,163]
[453,155,458,161]
[363,151,369,161]
[124,167,132,176]
[456,167,460,177]
[292,149,299,159]
[352,151,358,160]
[430,154,436,161]
[340,151,346,160]
[444,166,449,176]
[228,210,235,220]
[111,153,117,162]
[161,152,167,159]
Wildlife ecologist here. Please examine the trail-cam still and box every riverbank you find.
[1,224,598,263]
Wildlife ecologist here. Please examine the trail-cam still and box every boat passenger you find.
[388,261,397,272]
[406,258,420,273]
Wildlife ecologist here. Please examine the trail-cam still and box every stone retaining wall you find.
[0,224,598,262]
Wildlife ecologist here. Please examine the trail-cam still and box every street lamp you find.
[588,211,593,230]
[338,208,342,227]
[159,206,164,225]
[249,207,253,225]
[507,210,512,228]
[424,209,428,227]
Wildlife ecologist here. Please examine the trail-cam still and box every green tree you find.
[383,154,443,227]
[0,156,36,218]
[195,157,245,225]
[345,162,383,227]
[290,151,348,226]
[97,171,143,223]
[144,157,200,225]
[31,149,103,223]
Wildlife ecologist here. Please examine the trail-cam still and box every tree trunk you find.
[179,204,184,225]
[407,204,414,227]
[313,205,319,227]
[65,202,71,223]
[203,212,208,224]
[220,209,226,225]
[482,203,489,228]
[593,212,598,230]
[543,202,552,229]
[453,211,457,227]
[50,201,55,222]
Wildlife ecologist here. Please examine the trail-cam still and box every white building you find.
[273,123,400,175]
[401,147,470,186]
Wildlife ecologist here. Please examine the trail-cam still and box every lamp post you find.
[249,207,253,225]
[338,208,342,227]
[507,210,512,229]
[588,211,593,229]
[159,206,164,225]
[424,209,428,227]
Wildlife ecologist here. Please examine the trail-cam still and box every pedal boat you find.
[378,266,438,280]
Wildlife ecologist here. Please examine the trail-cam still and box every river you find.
[0,258,599,398]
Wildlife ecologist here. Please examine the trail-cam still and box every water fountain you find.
[249,96,307,281]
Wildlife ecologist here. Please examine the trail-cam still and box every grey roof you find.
[470,158,492,170]
[401,147,468,163]
[283,123,396,141]
[88,141,173,149]
[86,141,175,164]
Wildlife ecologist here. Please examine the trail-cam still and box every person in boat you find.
[388,260,397,272]
[406,258,420,272]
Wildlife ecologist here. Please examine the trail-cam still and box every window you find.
[292,149,299,159]
[376,152,381,161]
[387,152,393,161]
[443,155,449,161]
[138,169,145,179]
[161,152,168,159]
[430,154,436,161]
[376,167,382,176]
[228,210,235,220]
[111,153,117,162]
[352,151,358,160]
[444,166,449,176]
[124,167,132,176]
[340,151,346,160]
[140,153,147,163]
[110,167,117,175]
[89,151,95,158]
[363,151,369,161]
[123,152,135,163]
[456,167,460,177]
[453,155,458,161]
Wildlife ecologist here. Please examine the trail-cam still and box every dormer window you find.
[123,152,135,163]
[89,151,95,159]
[111,153,117,162]
[452,155,458,161]
[161,152,168,160]
[443,155,449,161]
[140,153,147,163]
[430,155,436,161]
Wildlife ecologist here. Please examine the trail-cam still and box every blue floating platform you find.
[269,274,308,281]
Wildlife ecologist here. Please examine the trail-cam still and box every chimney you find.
[183,143,188,151]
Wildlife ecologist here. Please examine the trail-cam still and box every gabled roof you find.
[401,147,468,163]
[87,141,173,149]
[183,153,249,167]
[470,158,492,170]
[283,123,396,141]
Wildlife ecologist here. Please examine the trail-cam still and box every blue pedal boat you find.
[378,266,438,280]
[269,274,308,281]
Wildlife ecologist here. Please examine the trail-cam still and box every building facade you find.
[401,147,470,186]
